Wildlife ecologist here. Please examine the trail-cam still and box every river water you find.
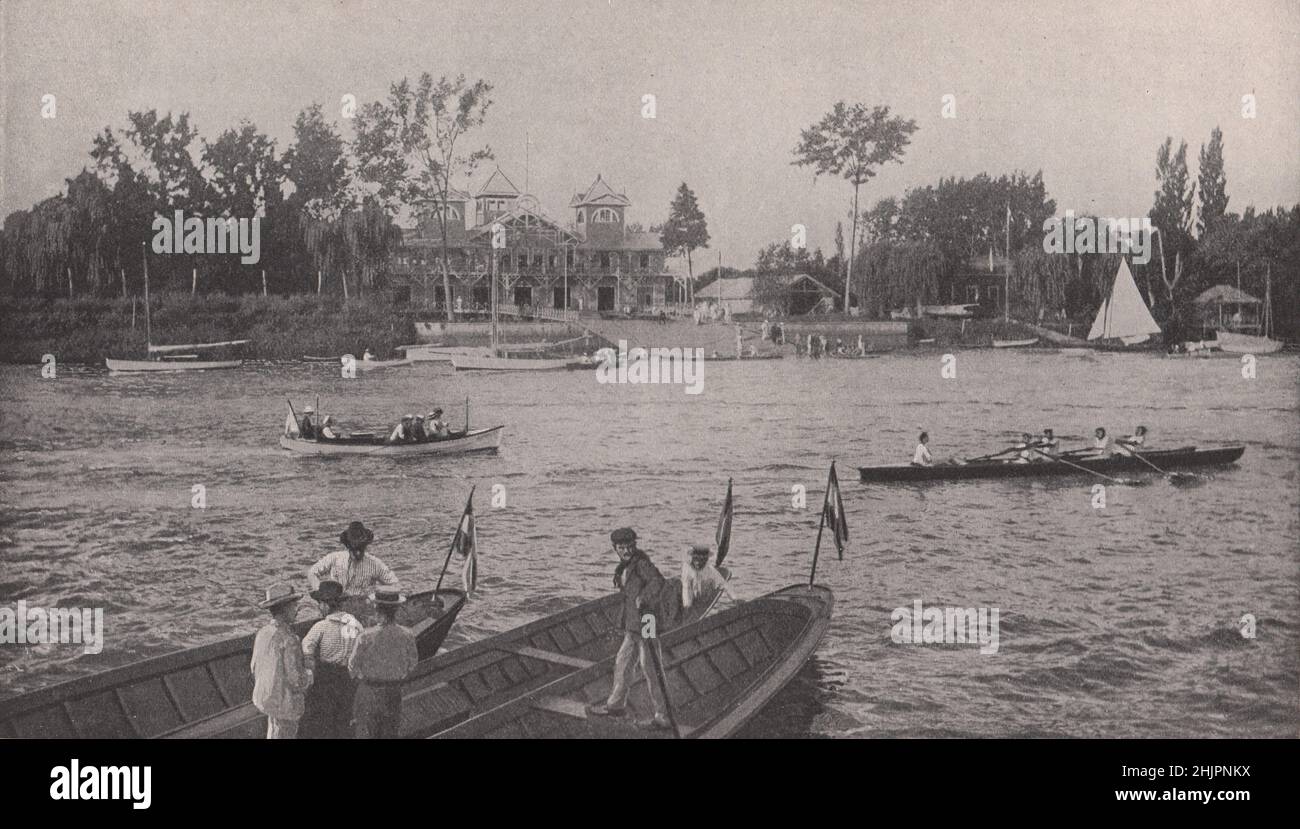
[1,351,1297,737]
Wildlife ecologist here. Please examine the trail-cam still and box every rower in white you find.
[1115,425,1147,456]
[911,432,933,466]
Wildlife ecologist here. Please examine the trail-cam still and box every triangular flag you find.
[715,478,734,567]
[452,492,478,593]
[823,462,849,560]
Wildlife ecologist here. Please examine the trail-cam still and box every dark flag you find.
[452,491,478,593]
[823,462,848,559]
[715,478,734,567]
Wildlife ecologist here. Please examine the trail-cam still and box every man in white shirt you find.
[1115,425,1147,456]
[1037,428,1059,458]
[319,416,340,440]
[299,580,363,738]
[681,544,734,611]
[911,432,933,466]
[308,521,400,599]
[1090,427,1112,457]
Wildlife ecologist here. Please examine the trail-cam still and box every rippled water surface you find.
[1,351,1297,737]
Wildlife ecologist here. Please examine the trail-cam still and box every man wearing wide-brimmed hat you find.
[299,580,363,739]
[585,527,671,730]
[308,521,400,599]
[250,583,313,739]
[348,587,419,739]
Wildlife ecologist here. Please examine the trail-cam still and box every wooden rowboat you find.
[992,337,1039,348]
[0,589,465,739]
[858,445,1246,483]
[106,357,242,372]
[278,426,504,456]
[434,583,832,739]
[167,568,731,738]
[450,354,585,371]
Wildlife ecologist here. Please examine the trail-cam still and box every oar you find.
[643,627,682,739]
[963,447,1019,464]
[1031,447,1144,486]
[1123,447,1193,483]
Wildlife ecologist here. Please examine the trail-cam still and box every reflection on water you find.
[0,352,1297,736]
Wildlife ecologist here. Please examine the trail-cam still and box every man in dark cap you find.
[299,580,363,739]
[348,588,419,739]
[585,527,671,730]
[308,521,400,599]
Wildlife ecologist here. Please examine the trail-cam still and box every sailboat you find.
[1087,258,1162,348]
[105,247,249,373]
[1216,265,1283,354]
[449,235,583,372]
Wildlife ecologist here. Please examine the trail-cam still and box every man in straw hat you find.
[299,580,363,739]
[348,587,419,739]
[308,521,400,600]
[250,583,313,739]
[299,404,318,440]
[584,527,671,730]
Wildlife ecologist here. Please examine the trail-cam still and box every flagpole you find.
[435,485,476,594]
[809,467,831,586]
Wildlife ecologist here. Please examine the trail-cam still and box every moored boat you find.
[349,356,414,371]
[0,589,465,739]
[1086,259,1163,348]
[858,445,1245,483]
[1214,330,1284,354]
[279,426,504,456]
[992,337,1039,348]
[433,583,832,739]
[451,354,584,371]
[106,357,243,372]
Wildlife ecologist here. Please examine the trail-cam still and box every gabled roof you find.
[475,168,520,198]
[570,174,631,208]
[467,201,582,245]
[694,273,841,300]
[1193,284,1261,305]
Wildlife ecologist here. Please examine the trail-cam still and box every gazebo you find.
[1192,284,1262,332]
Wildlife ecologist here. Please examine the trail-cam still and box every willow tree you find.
[792,103,917,312]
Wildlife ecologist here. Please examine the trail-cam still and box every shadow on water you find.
[735,655,840,738]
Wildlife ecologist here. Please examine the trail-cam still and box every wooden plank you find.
[501,644,595,669]
[530,695,589,719]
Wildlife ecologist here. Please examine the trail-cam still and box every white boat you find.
[105,250,248,372]
[1215,331,1283,354]
[1087,259,1162,347]
[347,356,413,371]
[398,344,493,363]
[278,426,504,456]
[992,337,1038,348]
[450,354,582,371]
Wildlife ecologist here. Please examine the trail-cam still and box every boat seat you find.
[499,644,595,669]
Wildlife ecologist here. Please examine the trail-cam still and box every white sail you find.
[1087,259,1161,342]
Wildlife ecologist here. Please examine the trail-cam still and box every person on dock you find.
[426,408,449,439]
[300,580,362,739]
[681,544,734,611]
[1037,428,1059,458]
[585,527,671,730]
[250,583,312,739]
[299,405,317,440]
[911,432,934,466]
[1115,425,1148,456]
[347,588,418,739]
[308,521,400,599]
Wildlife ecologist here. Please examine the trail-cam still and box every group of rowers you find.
[911,425,1149,466]
[286,405,451,444]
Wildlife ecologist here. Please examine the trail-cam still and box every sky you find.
[2,0,1298,267]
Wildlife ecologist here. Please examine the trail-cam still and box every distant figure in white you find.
[681,544,734,610]
[1115,425,1147,456]
[911,432,933,467]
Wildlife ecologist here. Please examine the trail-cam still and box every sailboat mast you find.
[141,242,152,350]
[490,238,498,354]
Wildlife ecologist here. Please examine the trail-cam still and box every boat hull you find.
[451,354,582,371]
[434,583,832,739]
[859,445,1246,482]
[351,358,413,371]
[279,426,503,456]
[0,589,465,739]
[1215,331,1284,354]
[992,338,1038,348]
[106,358,242,372]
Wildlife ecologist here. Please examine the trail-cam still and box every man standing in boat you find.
[348,588,418,739]
[250,583,312,739]
[300,580,363,739]
[308,521,400,599]
[586,527,671,730]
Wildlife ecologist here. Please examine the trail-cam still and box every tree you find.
[660,182,710,305]
[792,102,918,311]
[1196,126,1228,237]
[1151,137,1197,308]
[353,74,494,319]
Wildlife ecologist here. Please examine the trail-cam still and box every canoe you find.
[168,568,731,738]
[858,445,1246,483]
[451,354,583,371]
[279,426,504,456]
[0,589,465,739]
[433,583,832,739]
[106,358,242,372]
[992,337,1038,348]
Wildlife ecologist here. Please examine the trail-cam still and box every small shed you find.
[1193,285,1262,332]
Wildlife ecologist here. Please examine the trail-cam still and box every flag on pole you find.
[452,491,478,593]
[823,462,849,559]
[715,478,734,567]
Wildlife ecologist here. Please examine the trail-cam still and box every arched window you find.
[593,208,618,223]
[443,205,462,220]
[577,209,585,225]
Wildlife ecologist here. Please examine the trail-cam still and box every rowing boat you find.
[349,357,414,371]
[106,357,242,372]
[278,426,504,456]
[166,568,731,738]
[450,354,585,371]
[434,583,832,739]
[858,445,1245,483]
[992,337,1038,348]
[0,590,465,739]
